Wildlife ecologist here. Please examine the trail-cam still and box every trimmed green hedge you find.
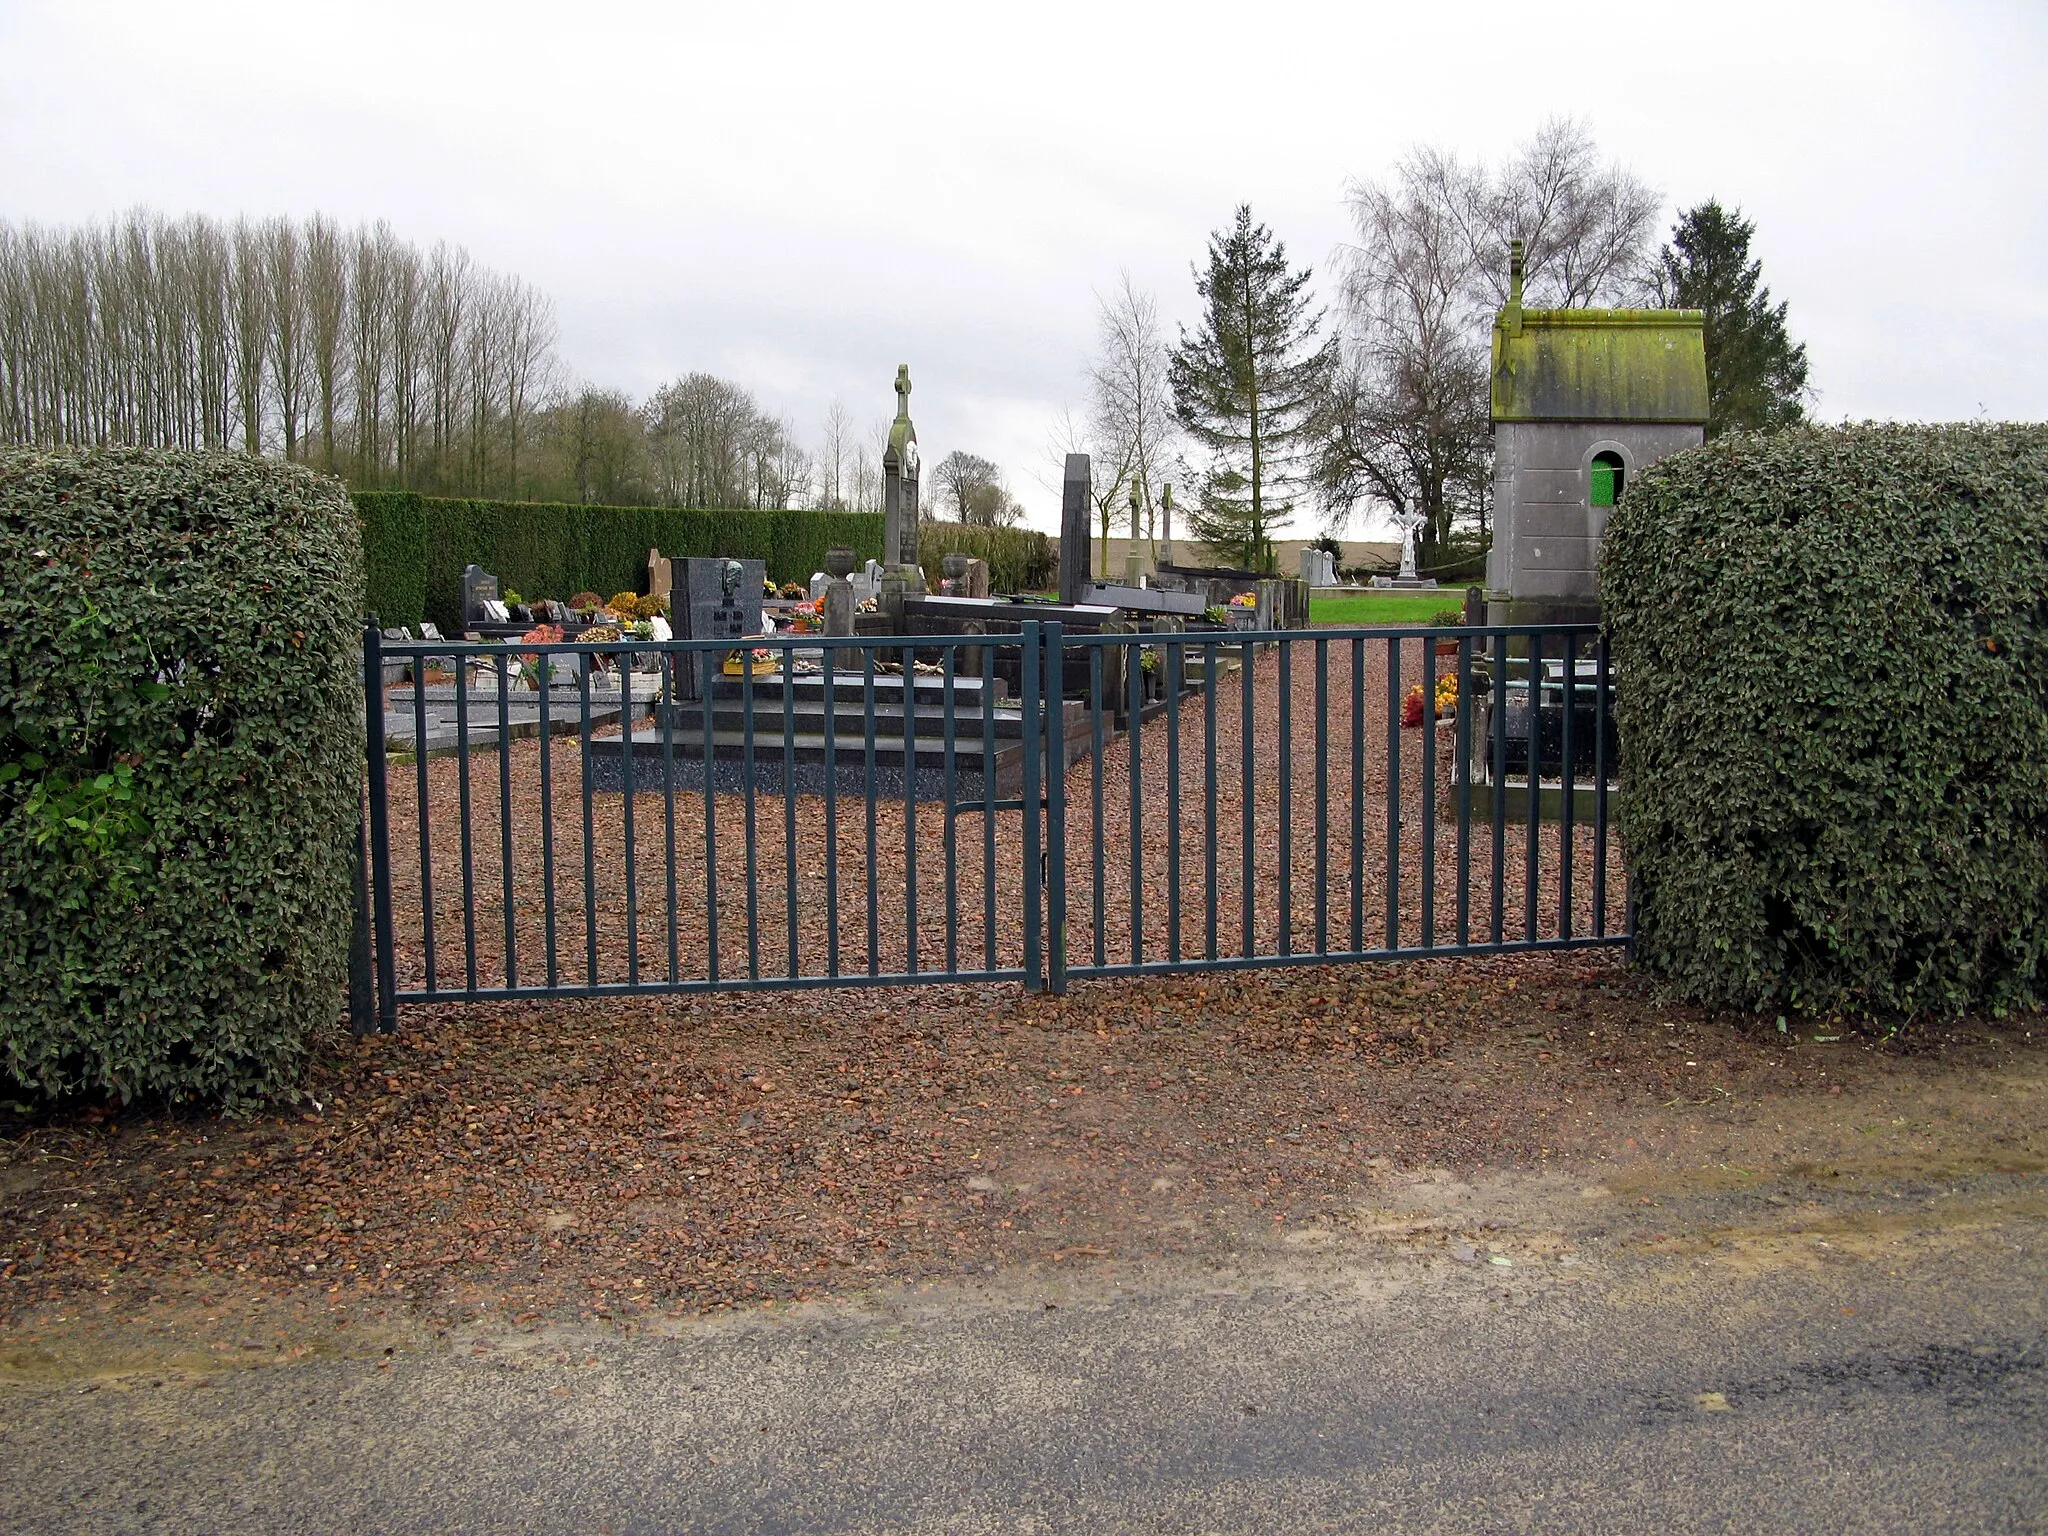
[359,489,426,628]
[0,448,364,1105]
[1602,423,2048,1016]
[920,521,1057,594]
[354,493,885,630]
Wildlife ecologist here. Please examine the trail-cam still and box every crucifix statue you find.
[1392,506,1428,582]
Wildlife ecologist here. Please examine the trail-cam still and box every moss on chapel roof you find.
[1491,306,1709,424]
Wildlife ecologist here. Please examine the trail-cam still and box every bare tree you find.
[643,373,785,508]
[264,217,307,460]
[933,450,996,521]
[0,211,567,500]
[849,434,882,514]
[1086,271,1175,549]
[228,220,270,453]
[385,237,423,485]
[769,418,812,510]
[499,276,556,498]
[816,398,853,510]
[348,223,392,484]
[302,215,348,474]
[540,384,647,504]
[421,241,469,490]
[1479,118,1661,309]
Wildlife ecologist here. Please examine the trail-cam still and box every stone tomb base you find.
[582,668,1092,803]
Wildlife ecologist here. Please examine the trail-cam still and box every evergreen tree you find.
[1654,200,1810,435]
[1169,206,1338,570]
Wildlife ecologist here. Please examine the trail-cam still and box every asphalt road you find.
[5,1168,2044,1535]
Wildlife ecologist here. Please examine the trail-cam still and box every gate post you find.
[1021,621,1043,992]
[348,807,376,1035]
[1043,622,1068,995]
[361,623,400,1032]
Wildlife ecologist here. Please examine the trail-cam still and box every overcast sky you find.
[4,0,2043,531]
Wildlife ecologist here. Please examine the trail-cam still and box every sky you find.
[3,0,2044,532]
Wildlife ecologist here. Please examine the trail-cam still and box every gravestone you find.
[823,581,856,637]
[647,549,673,602]
[961,557,990,598]
[822,546,857,637]
[674,556,765,698]
[1057,453,1092,606]
[1299,547,1337,588]
[461,564,500,630]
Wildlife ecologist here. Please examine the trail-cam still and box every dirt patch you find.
[2,952,2043,1371]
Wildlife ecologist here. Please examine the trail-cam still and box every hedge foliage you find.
[919,520,1057,595]
[354,493,885,630]
[1602,423,2048,1016]
[0,448,364,1105]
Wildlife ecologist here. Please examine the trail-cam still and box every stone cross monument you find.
[882,365,922,570]
[878,364,927,630]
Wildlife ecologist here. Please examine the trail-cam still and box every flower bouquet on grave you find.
[518,623,569,689]
[723,645,782,678]
[1402,675,1458,728]
[579,623,624,688]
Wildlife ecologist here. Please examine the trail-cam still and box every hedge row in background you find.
[355,494,1060,630]
[918,520,1057,595]
[0,448,364,1105]
[1602,423,2048,1016]
[355,493,883,630]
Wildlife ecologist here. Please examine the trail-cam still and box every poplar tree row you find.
[0,211,557,498]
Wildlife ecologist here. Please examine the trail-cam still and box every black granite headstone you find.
[461,564,500,629]
[675,556,765,698]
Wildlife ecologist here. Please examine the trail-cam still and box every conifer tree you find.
[1654,200,1810,435]
[1169,206,1337,571]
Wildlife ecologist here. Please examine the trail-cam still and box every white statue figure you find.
[1392,507,1428,582]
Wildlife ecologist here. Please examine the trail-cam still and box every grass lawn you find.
[1309,588,1467,626]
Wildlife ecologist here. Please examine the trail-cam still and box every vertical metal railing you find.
[1049,621,1625,984]
[358,620,1626,1022]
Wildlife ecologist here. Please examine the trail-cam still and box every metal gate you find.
[360,621,1624,1028]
